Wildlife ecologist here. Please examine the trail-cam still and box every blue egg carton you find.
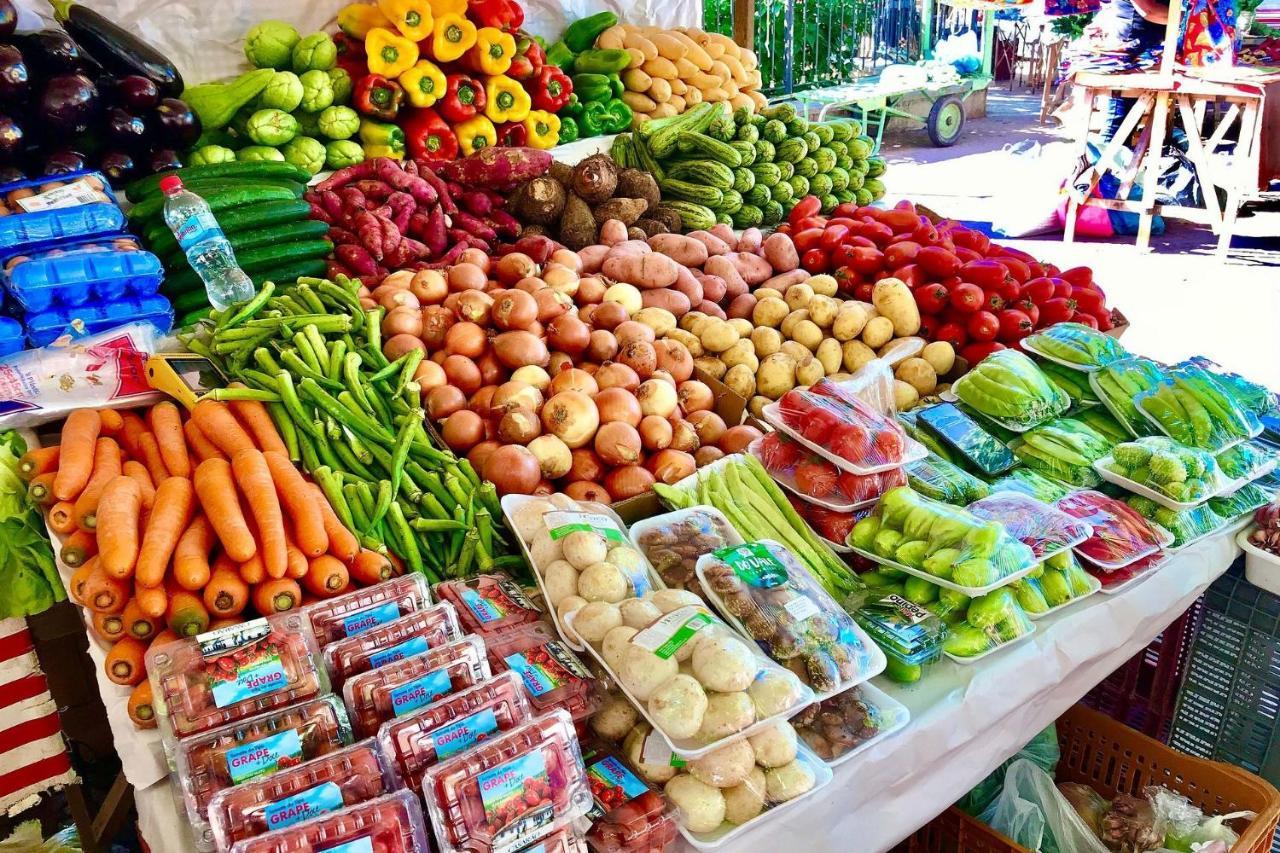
[0,171,126,253]
[25,295,173,348]
[0,318,22,356]
[2,237,164,313]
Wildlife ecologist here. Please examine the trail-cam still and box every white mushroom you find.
[617,644,678,701]
[619,598,663,630]
[562,530,608,569]
[578,561,629,603]
[723,767,767,824]
[688,738,756,788]
[747,670,804,718]
[696,692,757,742]
[692,634,758,693]
[571,601,622,645]
[601,625,639,671]
[624,724,678,784]
[650,588,704,614]
[748,721,798,768]
[590,693,639,741]
[765,759,816,803]
[529,528,563,568]
[511,498,555,542]
[647,674,708,740]
[665,775,727,834]
[542,559,579,606]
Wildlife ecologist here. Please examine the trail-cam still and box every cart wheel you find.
[927,96,965,147]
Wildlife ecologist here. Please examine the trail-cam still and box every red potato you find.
[704,256,747,297]
[762,269,809,292]
[731,252,774,285]
[738,228,765,254]
[727,293,758,319]
[599,219,628,246]
[710,223,736,245]
[647,234,708,267]
[696,273,727,304]
[640,288,691,315]
[687,230,732,256]
[577,244,610,273]
[672,270,704,307]
[762,232,800,271]
[696,300,727,319]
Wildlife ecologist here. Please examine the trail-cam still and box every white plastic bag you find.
[982,759,1110,853]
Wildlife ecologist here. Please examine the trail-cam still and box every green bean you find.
[292,331,322,373]
[220,282,275,330]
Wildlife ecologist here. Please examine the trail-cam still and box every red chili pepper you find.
[401,106,459,161]
[470,0,524,30]
[802,247,830,272]
[820,225,849,252]
[789,195,822,227]
[353,74,405,120]
[438,73,486,122]
[792,227,825,254]
[529,65,571,112]
[495,120,528,146]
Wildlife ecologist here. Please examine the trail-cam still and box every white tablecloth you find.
[129,533,1241,853]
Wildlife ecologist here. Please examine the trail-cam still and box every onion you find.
[426,385,466,420]
[375,286,420,312]
[695,446,725,467]
[493,331,550,369]
[637,379,679,418]
[492,380,543,414]
[586,330,619,363]
[549,249,581,272]
[614,321,655,347]
[677,380,714,414]
[448,263,487,292]
[442,410,484,451]
[445,322,487,358]
[590,301,627,330]
[534,288,571,323]
[603,282,642,314]
[655,340,694,382]
[595,422,642,466]
[383,334,425,361]
[542,391,600,449]
[431,350,447,365]
[543,264,580,297]
[468,440,501,471]
[594,387,643,427]
[532,479,556,495]
[670,417,700,453]
[578,305,596,325]
[498,408,542,444]
[475,349,506,386]
[421,306,455,350]
[516,276,547,294]
[686,410,727,446]
[648,449,696,484]
[414,360,447,392]
[382,307,423,339]
[618,340,657,378]
[565,481,611,502]
[459,248,490,273]
[411,270,448,304]
[567,448,606,483]
[577,276,606,304]
[380,270,413,290]
[443,355,482,395]
[497,252,537,285]
[483,445,542,495]
[511,365,550,391]
[639,415,673,451]
[469,385,497,415]
[528,434,573,479]
[594,362,639,393]
[456,290,493,326]
[548,352,575,374]
[492,289,537,330]
[720,425,764,453]
[604,465,655,500]
[650,370,676,386]
[549,368,598,397]
[547,315,590,357]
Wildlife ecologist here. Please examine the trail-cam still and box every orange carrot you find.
[232,449,287,580]
[303,555,350,598]
[82,562,129,613]
[104,636,147,686]
[73,437,122,529]
[97,476,143,579]
[230,393,288,454]
[60,528,98,568]
[68,561,96,604]
[49,501,76,534]
[27,472,57,506]
[127,681,156,729]
[134,476,194,588]
[134,584,167,619]
[91,611,127,644]
[172,515,214,591]
[207,618,242,631]
[238,553,267,585]
[184,419,226,463]
[97,408,124,436]
[149,401,191,478]
[167,589,209,638]
[204,560,250,618]
[53,409,102,501]
[118,411,148,458]
[192,400,256,458]
[194,458,256,562]
[284,532,310,580]
[123,460,155,512]
[350,549,395,585]
[263,451,327,557]
[310,483,359,562]
[120,598,158,642]
[18,446,59,481]
[137,431,169,485]
[150,628,180,650]
[252,578,302,615]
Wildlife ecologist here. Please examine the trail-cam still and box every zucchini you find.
[656,201,716,232]
[640,102,718,159]
[125,161,311,201]
[631,133,665,183]
[672,131,741,167]
[162,239,331,294]
[128,183,302,222]
[666,160,734,191]
[144,199,313,251]
[660,179,722,207]
[161,220,331,269]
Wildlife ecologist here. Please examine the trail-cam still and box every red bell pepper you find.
[496,121,528,146]
[402,107,459,161]
[508,34,544,81]
[438,73,486,123]
[529,65,571,112]
[353,74,405,120]
[333,32,369,82]
[469,0,523,30]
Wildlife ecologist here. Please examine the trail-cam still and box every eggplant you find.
[42,148,88,176]
[39,73,98,135]
[0,165,24,184]
[13,29,99,76]
[97,149,138,186]
[0,0,16,40]
[0,45,28,105]
[50,0,182,97]
[103,106,148,150]
[104,75,159,112]
[146,147,182,174]
[153,97,200,148]
[0,114,23,164]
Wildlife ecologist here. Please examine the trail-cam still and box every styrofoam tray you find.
[944,622,1038,665]
[1134,391,1264,455]
[1237,527,1280,597]
[1020,336,1121,373]
[1165,519,1233,553]
[1092,455,1229,511]
[628,505,744,597]
[965,491,1094,560]
[761,402,928,476]
[811,681,911,769]
[1084,553,1168,595]
[746,436,885,513]
[1023,571,1103,621]
[1223,454,1280,494]
[846,545,1039,597]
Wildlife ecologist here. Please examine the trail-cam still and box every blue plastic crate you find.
[2,237,164,313]
[24,295,173,348]
[0,171,126,252]
[0,317,22,356]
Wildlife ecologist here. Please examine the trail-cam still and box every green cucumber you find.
[128,182,303,222]
[162,239,332,294]
[128,175,306,203]
[144,198,314,248]
[161,219,331,267]
[125,161,311,202]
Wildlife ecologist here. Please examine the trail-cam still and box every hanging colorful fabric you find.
[1181,0,1238,66]
[1043,0,1101,18]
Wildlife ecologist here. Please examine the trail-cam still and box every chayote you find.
[281,136,326,175]
[246,108,298,146]
[327,68,353,105]
[237,146,286,162]
[187,145,237,166]
[244,20,300,70]
[317,105,359,140]
[292,32,337,73]
[298,69,334,113]
[325,139,365,170]
[259,71,303,112]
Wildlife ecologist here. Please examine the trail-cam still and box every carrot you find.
[135,476,194,588]
[73,437,122,529]
[82,562,129,613]
[148,401,191,478]
[207,618,242,631]
[117,411,148,458]
[310,483,359,562]
[120,598,158,642]
[204,560,249,618]
[262,451,328,557]
[284,538,310,580]
[173,515,214,591]
[192,400,256,458]
[252,578,302,615]
[60,528,99,569]
[184,419,226,463]
[303,555,350,598]
[97,476,143,579]
[104,636,147,686]
[230,394,288,454]
[127,681,156,729]
[134,584,167,619]
[18,446,59,481]
[167,589,210,638]
[239,553,267,585]
[27,472,57,506]
[97,408,124,435]
[49,501,77,534]
[68,558,97,604]
[150,628,180,650]
[53,409,102,501]
[232,449,287,580]
[350,549,395,586]
[90,611,127,644]
[123,460,156,512]
[137,431,169,485]
[194,458,256,562]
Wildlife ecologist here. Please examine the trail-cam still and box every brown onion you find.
[648,449,696,484]
[532,479,556,495]
[695,446,725,467]
[382,307,423,339]
[455,290,493,326]
[650,370,676,387]
[410,270,447,304]
[565,481,611,502]
[655,340,694,382]
[511,365,550,391]
[383,334,425,361]
[483,445,541,495]
[375,286,421,312]
[548,352,575,375]
[586,330,619,363]
[604,465,655,500]
[590,301,627,330]
[492,289,537,330]
[459,248,489,273]
[541,391,600,449]
[442,410,484,451]
[448,263,487,292]
[493,331,549,369]
[421,306,455,350]
[594,387,643,427]
[414,360,447,392]
[492,380,542,414]
[549,368,598,397]
[526,320,544,339]
[567,448,606,482]
[497,252,537,285]
[549,248,581,272]
[614,321,655,347]
[380,270,413,290]
[445,322,487,358]
[595,422,642,466]
[670,418,700,453]
[576,276,607,304]
[443,355,482,395]
[636,379,679,418]
[543,264,579,297]
[528,434,572,479]
[431,350,447,365]
[468,440,501,471]
[686,410,727,446]
[533,288,571,323]
[594,362,640,393]
[516,275,547,294]
[426,385,466,420]
[469,385,497,414]
[578,305,596,325]
[720,425,764,453]
[639,415,673,451]
[618,340,657,378]
[547,314,590,357]
[498,408,542,444]
[475,349,506,386]
[677,380,714,414]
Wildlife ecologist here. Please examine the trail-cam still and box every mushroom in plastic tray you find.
[629,507,742,596]
[580,742,680,853]
[226,790,430,853]
[342,635,491,737]
[304,575,433,648]
[208,740,395,850]
[148,615,329,742]
[695,540,885,698]
[434,573,544,638]
[791,686,907,763]
[321,602,464,689]
[486,622,605,722]
[421,709,593,853]
[377,671,533,794]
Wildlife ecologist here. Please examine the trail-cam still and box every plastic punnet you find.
[227,790,430,853]
[1009,417,1115,487]
[789,682,910,766]
[321,601,463,688]
[486,622,605,722]
[952,349,1070,431]
[1135,365,1261,453]
[0,171,123,252]
[433,573,543,638]
[303,574,432,648]
[903,453,990,505]
[2,237,163,312]
[342,635,490,737]
[580,743,680,853]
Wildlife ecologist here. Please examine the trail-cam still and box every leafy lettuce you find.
[0,431,64,618]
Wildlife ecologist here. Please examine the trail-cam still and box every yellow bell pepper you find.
[337,3,393,39]
[465,27,516,76]
[523,110,561,149]
[455,115,496,155]
[376,0,433,41]
[399,59,446,108]
[484,74,531,123]
[365,27,419,78]
[429,0,467,16]
[430,13,477,63]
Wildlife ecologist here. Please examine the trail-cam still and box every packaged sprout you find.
[1009,550,1100,619]
[1057,491,1171,569]
[1207,483,1272,521]
[967,491,1093,558]
[1090,357,1167,438]
[695,541,885,699]
[1096,436,1229,508]
[846,590,947,684]
[1124,496,1226,549]
[1136,365,1261,452]
[486,622,605,722]
[434,573,544,638]
[848,487,1038,594]
[750,432,907,511]
[764,386,926,475]
[630,507,743,596]
[905,453,990,505]
[227,790,429,853]
[1021,322,1128,371]
[940,587,1037,662]
[790,683,909,764]
[952,349,1071,431]
[985,468,1073,504]
[321,602,463,689]
[1010,417,1115,487]
[1215,440,1280,485]
[342,635,490,737]
[304,574,433,648]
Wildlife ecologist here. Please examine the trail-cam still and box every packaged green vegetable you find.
[1098,436,1228,506]
[1022,322,1128,371]
[1136,365,1261,452]
[905,453,990,505]
[1011,417,1114,487]
[1090,357,1167,437]
[985,468,1073,505]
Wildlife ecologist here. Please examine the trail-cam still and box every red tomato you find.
[1043,262,1061,277]
[846,246,885,276]
[936,322,968,349]
[847,235,877,249]
[918,315,939,340]
[951,228,988,254]
[877,208,919,234]
[967,310,999,342]
[802,248,830,272]
[912,221,939,244]
[1039,297,1077,325]
[854,281,875,301]
[997,309,1034,341]
[983,290,1006,313]
[793,227,825,254]
[1012,297,1040,327]
[789,195,822,226]
[802,407,840,444]
[894,199,918,213]
[917,246,961,277]
[1074,312,1100,330]
[949,282,984,313]
[892,264,925,289]
[960,341,1006,364]
[959,260,1008,289]
[831,424,873,460]
[794,461,837,498]
[883,241,921,269]
[993,277,1020,305]
[794,215,827,232]
[775,223,792,235]
[862,222,895,247]
[821,225,850,252]
[1021,276,1055,304]
[915,283,949,314]
[827,217,858,230]
[952,247,982,264]
[1059,266,1093,288]
[1072,286,1106,314]
[940,275,963,293]
[833,265,861,294]
[1025,261,1045,279]
[832,202,859,218]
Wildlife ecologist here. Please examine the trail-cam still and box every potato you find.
[698,273,728,304]
[842,339,876,372]
[680,311,707,332]
[687,313,716,338]
[795,356,824,387]
[634,307,677,337]
[807,295,838,328]
[694,356,727,380]
[726,293,757,320]
[895,357,938,395]
[699,319,739,354]
[779,341,811,362]
[750,326,782,358]
[894,379,920,411]
[720,339,758,371]
[754,287,783,302]
[687,230,732,256]
[832,303,870,342]
[648,234,709,266]
[756,352,797,399]
[790,320,823,352]
[666,328,704,358]
[779,309,808,339]
[815,338,843,375]
[761,232,799,272]
[761,270,808,293]
[640,288,691,316]
[604,282,643,314]
[748,395,769,419]
[724,364,756,399]
[603,252,680,290]
[727,318,754,339]
[871,277,921,336]
[730,252,772,285]
[751,296,788,328]
[704,256,748,298]
[808,273,837,297]
[922,341,956,376]
[861,316,895,349]
[784,283,814,312]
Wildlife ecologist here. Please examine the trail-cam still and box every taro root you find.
[571,153,618,203]
[616,167,661,209]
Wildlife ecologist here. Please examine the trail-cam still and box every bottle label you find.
[320,836,374,853]
[368,636,432,669]
[433,708,499,759]
[479,750,553,848]
[226,729,303,784]
[389,668,452,716]
[172,208,223,249]
[342,602,401,637]
[262,781,345,830]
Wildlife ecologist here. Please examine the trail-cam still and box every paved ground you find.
[877,89,1280,389]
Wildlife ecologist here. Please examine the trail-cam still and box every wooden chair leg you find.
[1176,96,1223,231]
[1136,90,1171,251]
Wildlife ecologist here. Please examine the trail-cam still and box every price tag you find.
[17,179,107,212]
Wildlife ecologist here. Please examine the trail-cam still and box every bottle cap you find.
[158,175,184,193]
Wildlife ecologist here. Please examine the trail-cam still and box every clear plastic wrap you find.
[749,433,907,511]
[848,487,1038,594]
[811,359,899,417]
[1089,357,1167,438]
[1178,356,1277,418]
[1207,482,1272,522]
[985,468,1073,505]
[952,349,1071,431]
[1081,551,1167,593]
[1135,365,1261,453]
[1095,437,1230,509]
[303,574,433,648]
[937,588,1037,662]
[764,388,926,475]
[580,744,680,853]
[1123,496,1226,550]
[148,615,328,743]
[207,739,394,850]
[784,494,867,552]
[846,590,948,673]
[321,602,464,689]
[903,453,991,505]
[226,790,430,853]
[376,671,532,793]
[1009,551,1101,619]
[1020,322,1128,371]
[1057,490,1172,569]
[1038,359,1103,407]
[966,492,1093,559]
[695,541,885,699]
[526,826,591,853]
[630,507,743,596]
[2,236,163,312]
[342,635,491,737]
[421,709,592,853]
[173,696,351,847]
[790,683,910,765]
[1009,417,1115,487]
[433,573,544,638]
[1216,440,1280,487]
[486,622,605,722]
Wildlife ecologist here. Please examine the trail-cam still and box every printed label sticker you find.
[433,708,499,759]
[389,668,453,717]
[368,636,431,669]
[262,781,344,830]
[342,602,402,637]
[225,729,303,784]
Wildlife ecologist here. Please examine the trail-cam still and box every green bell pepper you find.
[572,73,612,103]
[580,100,608,136]
[608,73,624,99]
[572,48,630,75]
[601,98,633,134]
[561,93,583,117]
[564,11,618,52]
[558,116,580,144]
[546,40,576,68]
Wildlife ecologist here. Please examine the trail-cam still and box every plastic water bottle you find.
[159,175,255,310]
